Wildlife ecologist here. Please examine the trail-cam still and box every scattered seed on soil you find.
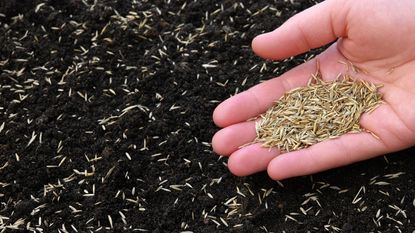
[1,1,414,232]
[255,72,383,152]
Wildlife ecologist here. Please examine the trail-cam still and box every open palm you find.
[212,0,415,180]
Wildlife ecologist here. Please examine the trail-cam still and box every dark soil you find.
[1,0,414,232]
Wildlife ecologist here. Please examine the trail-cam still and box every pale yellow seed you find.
[255,74,383,152]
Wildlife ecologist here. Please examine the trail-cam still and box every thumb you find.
[252,0,349,60]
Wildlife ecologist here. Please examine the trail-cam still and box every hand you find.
[212,0,415,180]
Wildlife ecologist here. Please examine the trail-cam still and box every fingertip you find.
[251,32,279,60]
[212,98,238,128]
[227,154,249,177]
[213,91,260,127]
[211,131,223,155]
[212,121,257,156]
[212,104,227,128]
[267,157,287,180]
[251,34,262,56]
[211,130,232,156]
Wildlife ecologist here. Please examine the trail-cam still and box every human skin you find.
[212,0,415,180]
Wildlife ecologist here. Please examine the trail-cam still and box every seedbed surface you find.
[1,0,414,232]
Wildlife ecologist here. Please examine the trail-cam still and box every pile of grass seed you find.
[255,73,383,152]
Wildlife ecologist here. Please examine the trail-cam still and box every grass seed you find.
[255,73,383,152]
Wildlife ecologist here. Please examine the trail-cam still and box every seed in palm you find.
[255,73,383,152]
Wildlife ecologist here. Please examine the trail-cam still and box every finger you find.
[212,121,256,156]
[252,0,349,60]
[213,60,315,127]
[213,44,345,127]
[228,143,280,177]
[267,133,387,180]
